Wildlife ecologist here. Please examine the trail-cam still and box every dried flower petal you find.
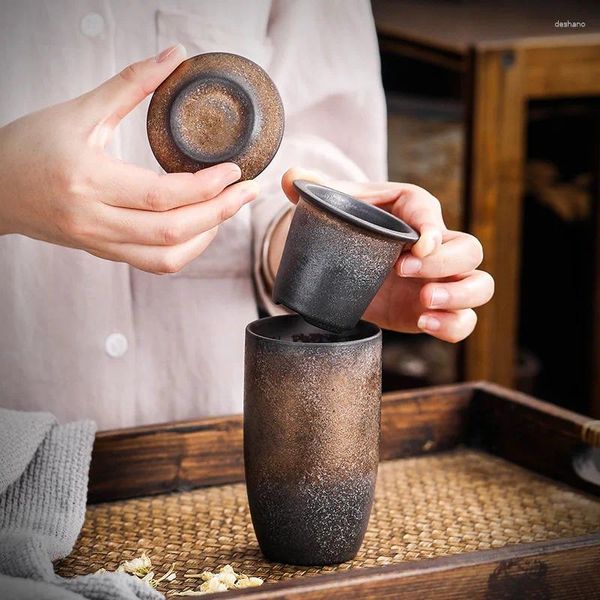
[118,552,153,577]
[99,553,263,596]
[216,572,237,587]
[112,553,179,590]
[219,565,236,575]
[154,564,177,585]
[141,571,155,587]
[200,578,228,593]
[235,576,264,589]
[151,561,261,595]
[185,571,212,581]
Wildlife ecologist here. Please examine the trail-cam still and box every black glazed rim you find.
[246,315,381,347]
[293,180,419,243]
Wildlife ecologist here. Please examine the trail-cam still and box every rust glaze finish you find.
[244,315,382,565]
[147,52,284,180]
[273,181,418,332]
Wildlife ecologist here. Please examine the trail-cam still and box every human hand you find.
[280,169,494,343]
[0,44,259,274]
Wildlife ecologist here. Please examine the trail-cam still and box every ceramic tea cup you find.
[272,180,419,332]
[244,314,381,565]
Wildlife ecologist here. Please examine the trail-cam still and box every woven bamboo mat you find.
[56,449,600,595]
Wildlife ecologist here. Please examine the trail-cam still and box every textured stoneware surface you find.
[244,315,382,565]
[273,182,418,332]
[147,52,284,180]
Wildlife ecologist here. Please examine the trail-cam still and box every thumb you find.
[281,167,325,204]
[79,44,186,132]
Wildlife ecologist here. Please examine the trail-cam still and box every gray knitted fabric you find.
[0,408,163,600]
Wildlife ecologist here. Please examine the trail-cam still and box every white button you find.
[105,333,128,358]
[80,13,105,38]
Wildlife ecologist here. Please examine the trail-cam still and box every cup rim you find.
[293,180,419,243]
[246,315,381,347]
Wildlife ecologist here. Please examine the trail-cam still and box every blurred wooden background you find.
[372,0,600,416]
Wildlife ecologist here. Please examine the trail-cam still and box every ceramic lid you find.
[147,52,284,180]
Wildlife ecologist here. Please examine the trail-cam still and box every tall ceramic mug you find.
[244,315,382,565]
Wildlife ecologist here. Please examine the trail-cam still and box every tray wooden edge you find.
[87,382,599,503]
[471,382,599,496]
[198,533,600,599]
[88,382,476,503]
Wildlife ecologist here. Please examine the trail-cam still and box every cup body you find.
[272,181,418,332]
[244,315,382,565]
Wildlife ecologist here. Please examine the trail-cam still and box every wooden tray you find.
[56,382,600,599]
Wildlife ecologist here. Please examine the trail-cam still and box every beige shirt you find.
[0,0,387,430]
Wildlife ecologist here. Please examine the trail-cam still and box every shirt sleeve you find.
[252,0,387,313]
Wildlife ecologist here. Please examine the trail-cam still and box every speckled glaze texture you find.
[147,52,284,180]
[244,315,382,565]
[273,181,418,332]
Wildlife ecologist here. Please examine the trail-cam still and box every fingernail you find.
[422,230,441,256]
[416,226,442,257]
[429,287,449,308]
[418,315,441,332]
[399,256,422,276]
[156,44,183,63]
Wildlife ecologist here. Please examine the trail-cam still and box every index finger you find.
[98,160,242,212]
[79,45,187,130]
[380,183,446,259]
[343,182,446,258]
